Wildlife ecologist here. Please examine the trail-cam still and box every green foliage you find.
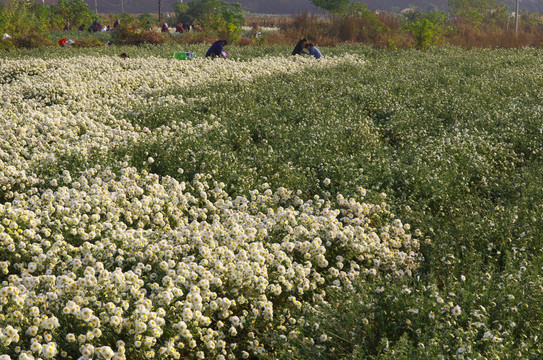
[111,25,165,45]
[400,10,449,48]
[423,10,449,27]
[270,258,543,359]
[0,0,98,43]
[0,39,15,51]
[387,38,397,50]
[2,45,543,358]
[344,2,376,17]
[142,46,540,359]
[448,0,508,26]
[0,0,45,36]
[72,37,104,47]
[8,28,53,48]
[0,43,292,60]
[136,13,156,29]
[54,0,97,29]
[0,4,5,32]
[309,0,350,13]
[173,2,190,23]
[409,18,438,50]
[330,3,389,43]
[109,46,542,358]
[520,12,543,28]
[116,12,135,27]
[174,0,244,41]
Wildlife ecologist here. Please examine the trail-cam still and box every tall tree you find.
[309,0,350,13]
[448,0,507,25]
[174,0,244,40]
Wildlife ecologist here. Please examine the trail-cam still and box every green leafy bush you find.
[309,0,350,13]
[174,0,244,42]
[53,0,99,30]
[0,38,15,51]
[136,13,156,30]
[409,18,438,50]
[9,29,53,48]
[112,25,166,45]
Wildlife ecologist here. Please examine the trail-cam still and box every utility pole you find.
[121,0,124,13]
[158,0,162,23]
[95,0,98,14]
[515,0,519,34]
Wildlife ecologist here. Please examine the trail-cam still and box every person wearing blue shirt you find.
[206,40,228,58]
[305,43,322,59]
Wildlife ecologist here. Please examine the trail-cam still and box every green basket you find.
[173,52,195,60]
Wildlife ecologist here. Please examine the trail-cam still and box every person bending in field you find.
[305,42,322,59]
[206,40,228,58]
[91,21,101,32]
[292,38,308,56]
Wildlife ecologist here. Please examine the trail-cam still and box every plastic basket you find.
[173,52,195,60]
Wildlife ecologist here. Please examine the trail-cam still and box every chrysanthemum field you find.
[1,45,542,359]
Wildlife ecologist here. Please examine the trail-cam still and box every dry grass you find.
[445,22,543,49]
[170,33,217,45]
[72,38,105,48]
[245,12,543,50]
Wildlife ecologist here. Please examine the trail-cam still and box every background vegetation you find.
[3,0,543,50]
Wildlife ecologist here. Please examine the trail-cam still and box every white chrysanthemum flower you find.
[452,305,462,316]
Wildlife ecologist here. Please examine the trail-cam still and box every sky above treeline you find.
[14,0,543,15]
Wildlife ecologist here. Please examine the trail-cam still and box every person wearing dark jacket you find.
[292,38,308,56]
[206,40,228,58]
[92,21,101,32]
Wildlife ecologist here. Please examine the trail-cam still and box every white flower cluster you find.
[0,53,419,358]
[0,54,365,200]
[241,26,280,32]
[0,166,419,358]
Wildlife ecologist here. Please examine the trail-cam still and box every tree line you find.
[2,0,543,50]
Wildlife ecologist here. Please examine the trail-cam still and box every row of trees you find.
[0,0,246,42]
[1,0,541,50]
[310,0,512,22]
[303,0,529,50]
[171,0,527,44]
[0,0,99,36]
